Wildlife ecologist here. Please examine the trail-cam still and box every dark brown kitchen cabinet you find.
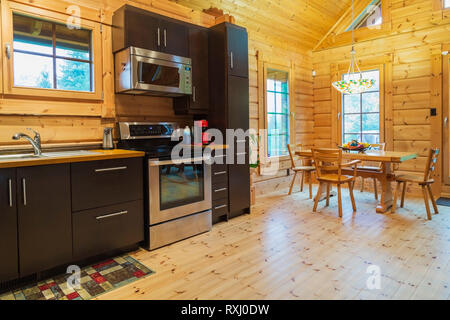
[73,200,144,260]
[227,24,249,78]
[17,164,72,277]
[0,169,18,282]
[160,19,189,57]
[228,76,250,131]
[174,26,209,115]
[209,22,251,220]
[71,158,143,212]
[113,5,189,57]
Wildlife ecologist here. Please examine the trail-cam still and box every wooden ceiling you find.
[170,0,353,51]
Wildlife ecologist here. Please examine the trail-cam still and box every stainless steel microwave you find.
[114,47,192,96]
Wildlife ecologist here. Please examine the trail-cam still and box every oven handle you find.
[149,156,210,166]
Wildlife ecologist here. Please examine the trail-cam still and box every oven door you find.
[131,54,192,95]
[149,158,211,225]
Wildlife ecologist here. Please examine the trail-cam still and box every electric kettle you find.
[103,127,114,150]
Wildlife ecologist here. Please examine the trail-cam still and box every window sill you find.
[3,86,103,101]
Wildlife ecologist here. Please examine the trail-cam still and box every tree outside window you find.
[266,68,290,158]
[12,13,93,92]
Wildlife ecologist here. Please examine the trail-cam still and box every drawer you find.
[212,163,227,173]
[212,198,229,217]
[71,158,143,212]
[73,200,144,260]
[212,181,228,201]
[212,166,228,184]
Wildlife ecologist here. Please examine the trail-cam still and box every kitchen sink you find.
[0,154,40,161]
[0,150,99,161]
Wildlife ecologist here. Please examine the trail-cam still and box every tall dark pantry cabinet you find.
[209,23,251,222]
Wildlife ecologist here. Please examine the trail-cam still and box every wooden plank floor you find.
[97,185,450,300]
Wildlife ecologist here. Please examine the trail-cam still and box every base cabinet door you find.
[17,165,72,276]
[73,201,144,260]
[228,163,250,219]
[0,169,18,282]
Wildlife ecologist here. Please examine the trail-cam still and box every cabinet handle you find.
[96,210,128,221]
[230,51,234,69]
[236,152,247,156]
[5,43,11,59]
[8,179,13,208]
[193,86,196,102]
[164,29,167,47]
[214,204,227,210]
[214,171,227,176]
[214,188,227,193]
[236,140,246,143]
[22,178,27,206]
[157,28,161,47]
[95,166,127,173]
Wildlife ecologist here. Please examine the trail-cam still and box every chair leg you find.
[313,182,323,212]
[421,186,432,220]
[326,183,331,207]
[308,172,313,199]
[337,184,343,218]
[392,181,401,213]
[427,184,439,214]
[348,182,356,212]
[288,172,297,195]
[373,178,378,200]
[300,171,304,192]
[360,177,365,192]
[401,182,407,208]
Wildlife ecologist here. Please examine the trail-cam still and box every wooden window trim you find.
[1,1,103,101]
[331,55,393,150]
[257,52,296,166]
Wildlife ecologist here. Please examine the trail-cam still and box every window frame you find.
[341,69,381,145]
[1,1,103,100]
[260,61,295,163]
[266,67,291,158]
[335,63,386,148]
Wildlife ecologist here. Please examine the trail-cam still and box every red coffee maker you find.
[194,120,210,145]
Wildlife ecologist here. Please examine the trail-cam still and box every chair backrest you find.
[312,148,342,178]
[424,148,440,182]
[287,143,301,169]
[287,143,310,168]
[370,143,386,169]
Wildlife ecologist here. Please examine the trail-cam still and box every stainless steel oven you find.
[117,121,212,251]
[114,47,192,96]
[148,157,211,225]
[148,157,211,250]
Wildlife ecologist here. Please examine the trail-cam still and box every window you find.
[342,70,380,144]
[266,68,290,158]
[346,0,382,31]
[12,13,93,92]
[445,0,450,8]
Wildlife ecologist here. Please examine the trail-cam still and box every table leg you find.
[376,163,393,214]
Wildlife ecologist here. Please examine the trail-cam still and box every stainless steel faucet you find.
[12,128,42,156]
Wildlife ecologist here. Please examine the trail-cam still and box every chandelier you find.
[332,0,376,95]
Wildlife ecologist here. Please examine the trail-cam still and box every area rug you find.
[436,197,450,207]
[0,254,154,300]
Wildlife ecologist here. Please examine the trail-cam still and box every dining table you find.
[295,150,418,213]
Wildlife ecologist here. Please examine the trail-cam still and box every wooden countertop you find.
[0,149,145,169]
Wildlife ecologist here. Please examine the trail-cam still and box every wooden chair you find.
[392,149,440,220]
[311,148,360,218]
[287,144,315,198]
[358,143,386,200]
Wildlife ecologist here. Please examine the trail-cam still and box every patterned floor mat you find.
[0,254,154,300]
